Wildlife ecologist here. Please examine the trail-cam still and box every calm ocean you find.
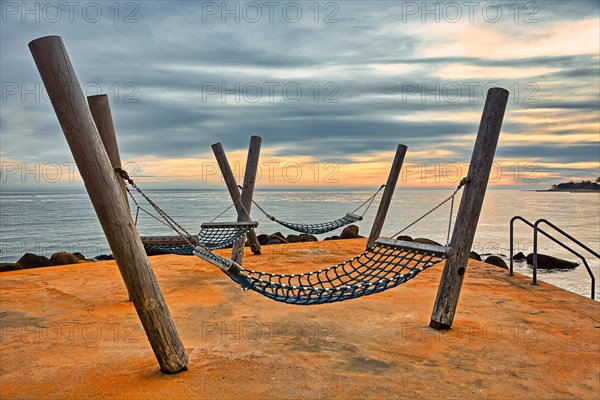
[1,189,598,300]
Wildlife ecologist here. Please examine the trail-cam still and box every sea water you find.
[1,189,598,300]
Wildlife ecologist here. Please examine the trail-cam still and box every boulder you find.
[145,248,169,256]
[287,234,304,243]
[257,234,269,245]
[49,252,82,266]
[266,238,284,245]
[95,254,114,261]
[413,238,442,246]
[512,252,527,261]
[324,235,340,241]
[268,232,289,244]
[469,251,481,261]
[0,263,22,272]
[340,225,360,239]
[73,252,87,261]
[299,234,318,242]
[396,235,413,242]
[526,253,579,269]
[484,255,508,269]
[17,253,51,269]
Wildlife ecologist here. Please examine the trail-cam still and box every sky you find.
[0,0,599,190]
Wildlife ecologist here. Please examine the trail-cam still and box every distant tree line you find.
[551,178,600,191]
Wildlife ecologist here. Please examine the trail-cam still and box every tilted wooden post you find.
[231,136,262,264]
[366,144,407,248]
[29,35,188,373]
[211,142,262,255]
[87,94,127,203]
[430,87,509,330]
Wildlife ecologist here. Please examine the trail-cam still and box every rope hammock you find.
[251,184,385,234]
[140,222,258,255]
[116,168,466,305]
[125,179,257,253]
[212,238,448,305]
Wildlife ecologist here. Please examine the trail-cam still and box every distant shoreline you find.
[528,189,600,193]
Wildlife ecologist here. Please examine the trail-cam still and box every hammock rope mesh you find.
[252,184,385,234]
[195,238,448,305]
[272,213,363,235]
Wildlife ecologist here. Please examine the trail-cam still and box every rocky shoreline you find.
[0,224,579,273]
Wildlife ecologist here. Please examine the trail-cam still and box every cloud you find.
[1,1,598,190]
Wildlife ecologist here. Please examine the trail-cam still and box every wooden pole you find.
[231,136,262,264]
[211,143,262,255]
[366,144,407,248]
[29,35,188,373]
[430,87,509,330]
[87,94,127,203]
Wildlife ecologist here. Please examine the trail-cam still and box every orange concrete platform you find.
[1,239,599,399]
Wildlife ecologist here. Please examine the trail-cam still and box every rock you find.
[49,252,82,266]
[299,234,318,242]
[413,238,442,246]
[257,234,269,245]
[268,232,289,244]
[145,247,169,256]
[396,235,413,242]
[324,235,340,241]
[469,251,481,261]
[512,252,527,261]
[484,256,508,269]
[73,252,87,261]
[17,253,51,269]
[287,234,304,243]
[340,225,360,239]
[95,254,114,261]
[526,253,579,269]
[0,263,22,272]
[266,238,283,245]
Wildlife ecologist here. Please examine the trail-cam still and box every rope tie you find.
[391,177,468,246]
[445,176,470,245]
[351,184,386,216]
[115,167,200,249]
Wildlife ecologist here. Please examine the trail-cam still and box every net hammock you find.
[125,178,257,253]
[251,185,385,234]
[140,222,258,255]
[116,168,466,305]
[198,238,448,305]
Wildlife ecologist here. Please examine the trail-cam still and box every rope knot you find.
[114,167,133,184]
[458,177,470,188]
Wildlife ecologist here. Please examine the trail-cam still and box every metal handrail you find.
[510,216,597,300]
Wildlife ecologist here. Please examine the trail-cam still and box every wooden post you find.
[29,35,188,373]
[366,144,407,248]
[87,94,127,203]
[211,142,262,255]
[430,87,509,330]
[231,136,262,264]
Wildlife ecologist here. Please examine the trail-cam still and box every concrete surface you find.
[1,239,598,399]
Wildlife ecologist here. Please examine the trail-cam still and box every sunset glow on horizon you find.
[1,1,598,190]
